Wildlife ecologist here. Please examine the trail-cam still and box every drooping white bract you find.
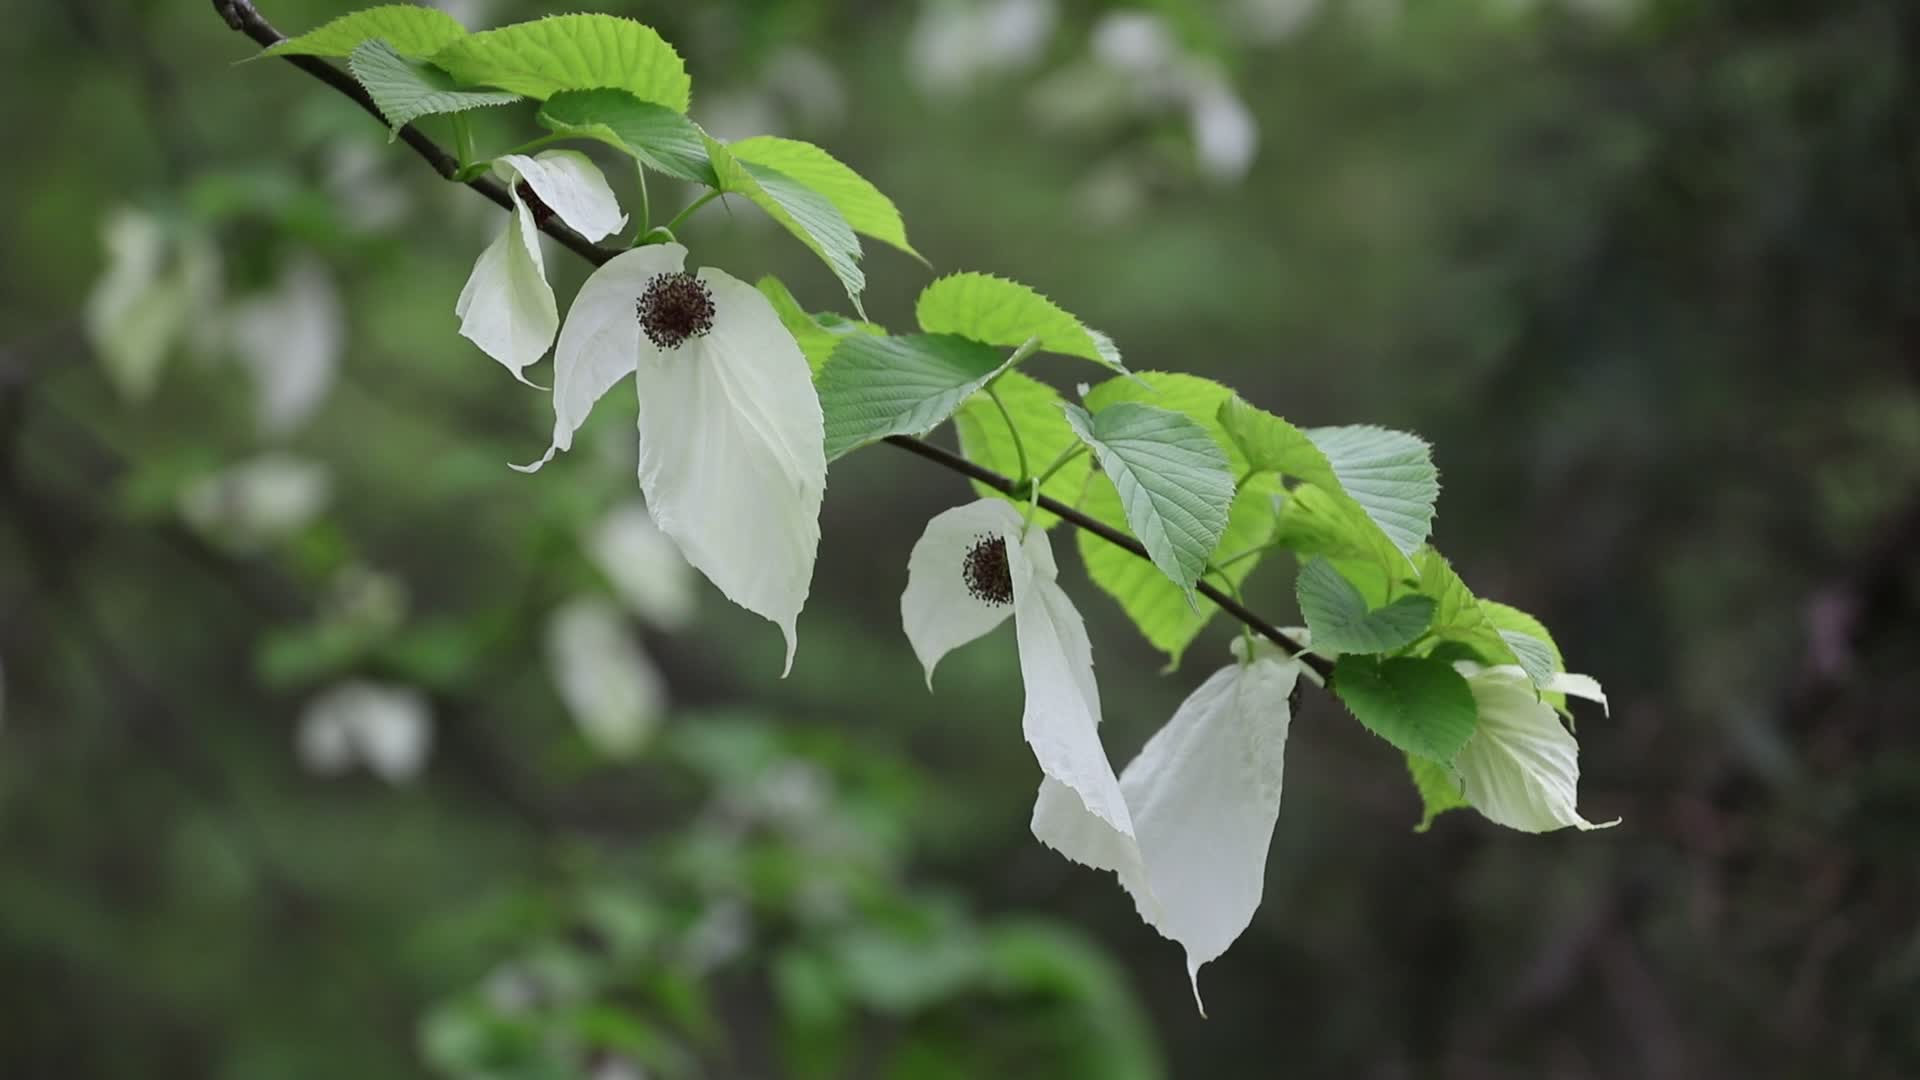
[901,497,1148,908]
[1451,662,1616,833]
[517,244,826,675]
[456,151,625,381]
[545,597,667,759]
[226,256,343,436]
[587,501,697,630]
[1035,636,1302,1013]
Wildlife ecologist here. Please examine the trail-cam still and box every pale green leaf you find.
[1406,753,1468,832]
[951,371,1090,529]
[1062,402,1234,597]
[1078,474,1281,667]
[1332,654,1478,763]
[709,138,865,311]
[817,334,1012,460]
[726,137,917,259]
[432,14,691,111]
[1273,482,1409,588]
[1084,371,1243,468]
[538,89,712,184]
[1306,425,1440,559]
[1221,396,1439,569]
[1483,600,1568,706]
[266,4,466,59]
[1295,558,1436,656]
[347,40,518,135]
[916,273,1124,373]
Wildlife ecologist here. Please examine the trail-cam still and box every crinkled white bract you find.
[1453,663,1617,833]
[902,498,1146,911]
[545,597,666,759]
[1038,637,1301,1014]
[297,681,434,784]
[177,454,332,552]
[518,244,826,675]
[456,151,625,381]
[587,501,698,631]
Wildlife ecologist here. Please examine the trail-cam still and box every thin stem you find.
[635,164,651,237]
[501,131,568,158]
[664,190,722,234]
[451,113,476,169]
[209,0,1333,685]
[1030,442,1086,492]
[984,385,1029,485]
[1212,541,1276,574]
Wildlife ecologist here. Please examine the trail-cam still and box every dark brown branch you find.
[210,0,1331,681]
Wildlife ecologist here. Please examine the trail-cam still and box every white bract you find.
[901,498,1148,915]
[456,151,625,381]
[297,681,434,784]
[517,243,826,674]
[226,256,343,435]
[1036,637,1302,1013]
[85,207,222,401]
[587,501,697,630]
[1451,662,1617,833]
[545,597,667,759]
[177,454,332,552]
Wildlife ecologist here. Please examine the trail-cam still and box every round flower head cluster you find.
[961,534,1013,606]
[636,272,717,349]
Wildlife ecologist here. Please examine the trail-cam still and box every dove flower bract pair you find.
[902,497,1305,1009]
[455,151,626,381]
[512,242,827,674]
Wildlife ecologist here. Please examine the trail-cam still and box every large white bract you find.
[455,150,626,381]
[517,243,827,675]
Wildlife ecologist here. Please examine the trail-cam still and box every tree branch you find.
[209,0,1332,682]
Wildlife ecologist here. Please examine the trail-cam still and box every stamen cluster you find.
[962,534,1014,606]
[635,272,717,349]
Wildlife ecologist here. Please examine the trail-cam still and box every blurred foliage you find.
[3,0,1919,1077]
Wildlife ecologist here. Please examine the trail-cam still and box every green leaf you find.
[726,137,918,259]
[709,139,865,311]
[1220,396,1439,568]
[1273,482,1408,588]
[1295,558,1437,656]
[1333,654,1478,763]
[537,89,713,184]
[266,4,467,59]
[1413,550,1527,671]
[817,334,1013,460]
[431,14,691,111]
[1078,474,1281,667]
[1483,600,1567,705]
[951,371,1090,529]
[1406,753,1468,832]
[347,40,518,135]
[1062,402,1234,598]
[916,273,1124,373]
[1073,373,1263,664]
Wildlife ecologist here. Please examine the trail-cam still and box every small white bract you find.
[1450,662,1617,833]
[455,151,626,381]
[900,498,1149,940]
[297,681,434,784]
[517,244,827,676]
[545,597,666,759]
[587,501,698,630]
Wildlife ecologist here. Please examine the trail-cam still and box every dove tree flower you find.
[901,498,1147,899]
[455,150,625,381]
[1034,637,1303,1012]
[545,597,667,759]
[1451,662,1616,833]
[517,243,826,673]
[297,681,434,785]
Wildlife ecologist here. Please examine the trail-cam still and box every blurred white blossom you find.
[429,0,497,29]
[321,137,412,231]
[1090,11,1177,73]
[678,898,751,974]
[763,46,847,131]
[177,454,331,551]
[297,681,433,784]
[85,208,222,401]
[587,502,697,630]
[1234,0,1322,42]
[226,257,343,436]
[1186,70,1259,181]
[909,0,1058,96]
[545,598,667,759]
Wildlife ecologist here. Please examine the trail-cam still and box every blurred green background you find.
[4,0,1919,1076]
